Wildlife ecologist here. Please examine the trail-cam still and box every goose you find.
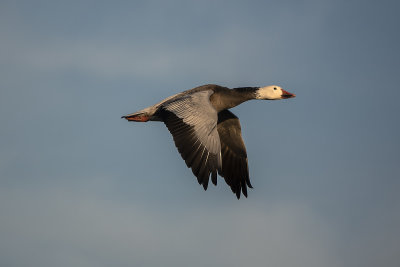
[122,84,295,198]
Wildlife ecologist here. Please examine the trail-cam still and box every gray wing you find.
[159,90,222,190]
[217,110,252,199]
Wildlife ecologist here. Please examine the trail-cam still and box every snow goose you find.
[122,84,295,198]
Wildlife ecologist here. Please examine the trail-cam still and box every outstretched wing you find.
[217,110,252,199]
[159,90,222,190]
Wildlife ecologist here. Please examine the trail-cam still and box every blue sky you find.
[1,0,399,266]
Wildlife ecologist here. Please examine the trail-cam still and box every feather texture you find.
[160,90,222,190]
[217,110,251,198]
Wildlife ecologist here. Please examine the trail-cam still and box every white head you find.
[255,85,296,100]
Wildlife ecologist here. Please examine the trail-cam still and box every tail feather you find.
[122,112,150,122]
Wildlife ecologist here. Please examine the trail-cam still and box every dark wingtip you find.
[242,186,248,198]
[211,171,217,186]
[235,190,241,199]
[202,181,209,191]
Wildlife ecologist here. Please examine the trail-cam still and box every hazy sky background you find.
[1,0,399,266]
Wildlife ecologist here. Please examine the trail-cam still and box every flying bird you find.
[122,84,295,198]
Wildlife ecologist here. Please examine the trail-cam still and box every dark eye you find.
[274,87,277,90]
